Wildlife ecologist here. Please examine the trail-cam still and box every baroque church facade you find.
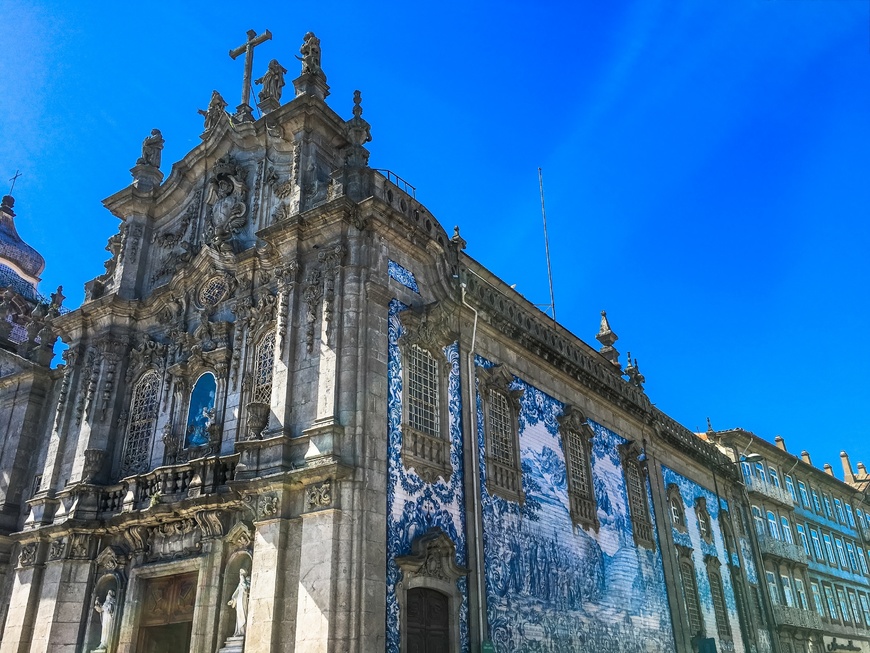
[0,31,785,653]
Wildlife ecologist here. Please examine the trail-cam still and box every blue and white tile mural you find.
[386,299,469,653]
[661,466,770,653]
[476,356,674,653]
[388,259,419,293]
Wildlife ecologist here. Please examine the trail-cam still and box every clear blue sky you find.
[2,1,868,473]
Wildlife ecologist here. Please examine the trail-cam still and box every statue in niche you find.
[198,91,228,133]
[255,59,287,103]
[205,157,248,253]
[93,589,116,651]
[297,32,322,76]
[136,129,164,168]
[228,568,250,636]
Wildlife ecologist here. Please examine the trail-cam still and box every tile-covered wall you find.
[661,465,771,653]
[477,357,675,653]
[386,298,469,653]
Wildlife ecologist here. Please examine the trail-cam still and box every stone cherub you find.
[255,59,287,103]
[136,129,164,168]
[297,32,322,76]
[198,91,228,133]
[228,568,250,637]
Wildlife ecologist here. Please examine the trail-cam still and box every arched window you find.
[696,498,712,544]
[708,565,732,640]
[767,511,780,539]
[752,505,765,535]
[668,485,687,532]
[121,371,160,477]
[679,556,704,636]
[621,446,655,550]
[252,330,275,403]
[186,372,217,447]
[781,516,794,544]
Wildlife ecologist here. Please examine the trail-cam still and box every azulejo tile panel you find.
[476,356,674,653]
[386,299,468,653]
[388,260,419,293]
[662,465,771,653]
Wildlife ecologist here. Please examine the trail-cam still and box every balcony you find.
[757,533,809,564]
[744,475,794,507]
[772,604,823,631]
[98,453,238,516]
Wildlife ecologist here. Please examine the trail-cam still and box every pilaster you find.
[294,507,340,653]
[0,541,46,653]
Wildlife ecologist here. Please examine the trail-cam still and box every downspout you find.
[460,280,487,647]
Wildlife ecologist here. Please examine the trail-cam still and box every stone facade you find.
[0,31,796,653]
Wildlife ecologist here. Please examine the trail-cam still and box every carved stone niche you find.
[395,529,468,653]
[398,302,457,485]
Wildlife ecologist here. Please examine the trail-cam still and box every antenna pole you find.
[538,167,556,322]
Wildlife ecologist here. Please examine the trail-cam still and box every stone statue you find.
[297,32,322,76]
[93,589,116,650]
[255,59,287,103]
[198,91,228,133]
[228,568,250,636]
[136,129,164,168]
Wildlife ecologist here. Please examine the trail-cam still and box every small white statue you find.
[228,568,250,636]
[94,589,116,650]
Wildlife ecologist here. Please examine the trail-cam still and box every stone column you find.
[189,534,225,653]
[294,507,340,653]
[244,494,298,653]
[0,542,46,653]
[27,539,94,653]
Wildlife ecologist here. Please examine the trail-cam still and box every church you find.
[0,31,778,653]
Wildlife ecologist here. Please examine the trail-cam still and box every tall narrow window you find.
[798,480,810,508]
[408,344,439,437]
[860,594,870,624]
[785,475,797,502]
[696,498,713,544]
[795,578,808,611]
[767,511,780,539]
[752,506,765,535]
[679,554,704,636]
[824,534,837,565]
[480,365,523,503]
[811,582,825,618]
[781,516,794,544]
[620,442,654,549]
[400,320,453,483]
[766,571,780,605]
[810,529,823,560]
[769,467,781,488]
[846,503,856,528]
[121,370,161,477]
[669,485,687,532]
[781,575,794,607]
[251,330,275,403]
[824,585,838,620]
[559,406,598,531]
[837,588,851,623]
[796,524,810,557]
[707,562,732,640]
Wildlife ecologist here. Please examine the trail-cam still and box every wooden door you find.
[406,588,449,653]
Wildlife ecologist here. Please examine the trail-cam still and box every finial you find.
[353,90,363,117]
[623,353,645,390]
[451,225,467,250]
[596,310,620,370]
[1,194,14,216]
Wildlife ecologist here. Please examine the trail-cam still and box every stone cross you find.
[229,29,272,122]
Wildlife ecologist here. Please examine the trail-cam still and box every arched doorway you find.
[406,587,449,653]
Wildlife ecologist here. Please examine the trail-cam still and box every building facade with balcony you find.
[709,428,870,653]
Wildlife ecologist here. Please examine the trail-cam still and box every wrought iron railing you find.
[757,533,808,564]
[375,169,416,198]
[772,604,823,631]
[744,475,794,507]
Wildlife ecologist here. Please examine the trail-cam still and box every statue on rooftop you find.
[198,91,228,133]
[136,129,164,168]
[256,59,287,103]
[297,32,322,76]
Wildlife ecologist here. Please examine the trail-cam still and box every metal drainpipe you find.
[460,280,487,648]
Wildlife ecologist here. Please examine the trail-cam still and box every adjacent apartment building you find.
[708,427,870,653]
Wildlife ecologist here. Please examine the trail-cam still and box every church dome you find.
[0,195,45,286]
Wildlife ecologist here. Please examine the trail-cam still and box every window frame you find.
[798,480,810,508]
[558,406,599,532]
[618,440,655,550]
[696,497,713,544]
[669,484,688,533]
[785,474,797,502]
[120,369,162,477]
[479,364,524,504]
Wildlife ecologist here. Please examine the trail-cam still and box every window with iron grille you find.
[481,370,523,503]
[680,557,704,636]
[407,344,439,438]
[708,568,732,640]
[560,410,598,531]
[252,330,275,403]
[121,370,160,477]
[621,445,654,550]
